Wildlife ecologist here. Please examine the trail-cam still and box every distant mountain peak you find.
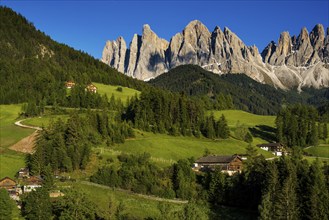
[102,21,329,90]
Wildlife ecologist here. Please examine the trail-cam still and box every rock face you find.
[102,21,329,90]
[102,37,127,73]
[262,24,329,89]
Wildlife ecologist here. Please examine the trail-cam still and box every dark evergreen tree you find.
[22,187,52,220]
[259,162,279,220]
[308,160,329,220]
[0,189,15,220]
[54,188,96,220]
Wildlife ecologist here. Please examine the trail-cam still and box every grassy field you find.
[0,104,34,178]
[305,144,329,158]
[62,181,257,220]
[0,105,34,149]
[107,130,274,166]
[67,182,184,219]
[0,152,26,179]
[212,110,277,145]
[212,110,276,128]
[23,114,70,128]
[93,82,140,103]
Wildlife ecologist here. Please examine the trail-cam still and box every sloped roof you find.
[26,176,42,185]
[0,177,16,185]
[196,155,241,163]
[257,143,284,147]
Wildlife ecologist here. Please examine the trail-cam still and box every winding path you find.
[14,119,42,131]
[9,119,42,153]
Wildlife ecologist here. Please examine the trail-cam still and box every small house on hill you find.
[18,167,29,179]
[0,177,16,191]
[65,81,76,89]
[86,83,97,93]
[194,155,243,175]
[257,143,286,156]
[23,176,42,193]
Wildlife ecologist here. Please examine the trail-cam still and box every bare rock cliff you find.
[102,21,329,90]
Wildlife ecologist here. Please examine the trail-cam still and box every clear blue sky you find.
[2,1,328,59]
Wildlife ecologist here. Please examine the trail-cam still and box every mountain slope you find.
[149,65,329,115]
[0,6,146,104]
[102,20,329,90]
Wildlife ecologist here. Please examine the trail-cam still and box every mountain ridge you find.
[102,20,329,90]
[148,64,329,115]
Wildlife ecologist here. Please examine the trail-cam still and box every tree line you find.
[27,110,134,175]
[124,87,230,138]
[276,104,328,148]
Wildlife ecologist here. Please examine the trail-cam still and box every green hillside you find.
[93,82,140,102]
[0,6,146,105]
[149,65,329,115]
[0,105,33,148]
[211,109,277,146]
[212,110,276,127]
[110,130,274,165]
[0,104,33,178]
[305,145,329,158]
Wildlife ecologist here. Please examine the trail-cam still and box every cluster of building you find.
[0,168,42,201]
[65,81,97,93]
[256,143,286,156]
[193,142,286,175]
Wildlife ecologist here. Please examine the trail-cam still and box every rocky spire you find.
[101,36,127,73]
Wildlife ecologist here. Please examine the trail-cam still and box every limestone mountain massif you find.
[102,20,329,90]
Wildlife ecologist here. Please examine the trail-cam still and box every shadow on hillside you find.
[249,125,277,143]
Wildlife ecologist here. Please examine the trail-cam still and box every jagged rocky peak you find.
[102,22,329,90]
[309,24,325,47]
[171,20,211,67]
[262,25,329,67]
[264,31,292,66]
[101,36,127,73]
[133,24,169,80]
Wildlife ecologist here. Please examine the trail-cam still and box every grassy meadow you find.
[0,104,34,179]
[305,144,329,158]
[0,152,26,179]
[23,114,70,128]
[93,82,140,103]
[72,182,184,219]
[0,105,34,149]
[212,110,276,128]
[212,110,277,145]
[102,130,274,167]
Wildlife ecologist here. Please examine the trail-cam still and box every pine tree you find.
[308,121,318,146]
[244,132,253,143]
[0,189,14,220]
[55,188,96,220]
[275,159,299,220]
[323,123,328,140]
[308,160,329,220]
[216,114,230,139]
[41,164,54,190]
[275,113,284,143]
[22,187,52,220]
[259,162,279,220]
[208,167,226,205]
